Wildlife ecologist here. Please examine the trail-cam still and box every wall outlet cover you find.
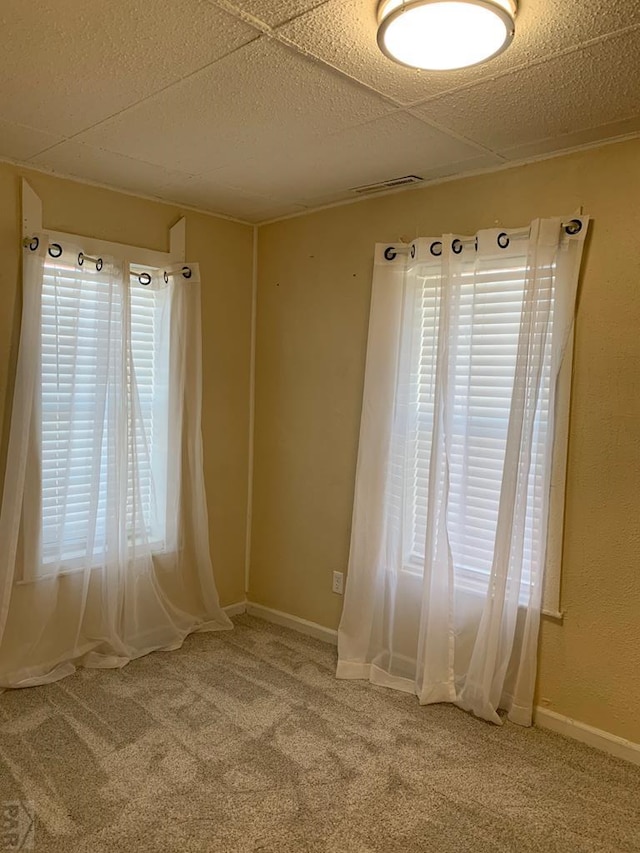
[332,571,344,595]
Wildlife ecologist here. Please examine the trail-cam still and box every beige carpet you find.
[0,614,638,852]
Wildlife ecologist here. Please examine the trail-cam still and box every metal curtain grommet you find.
[474,237,478,252]
[497,232,510,249]
[139,272,151,286]
[48,243,63,258]
[27,236,39,252]
[163,271,169,284]
[452,239,463,254]
[429,241,442,257]
[182,266,192,279]
[78,252,84,266]
[410,244,416,259]
[564,218,583,235]
[96,258,103,271]
[383,246,397,261]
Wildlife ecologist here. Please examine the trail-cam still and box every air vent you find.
[350,175,424,195]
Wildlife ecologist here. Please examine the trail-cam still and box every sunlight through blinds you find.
[403,254,553,597]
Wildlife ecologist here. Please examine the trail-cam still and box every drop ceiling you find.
[2,0,639,223]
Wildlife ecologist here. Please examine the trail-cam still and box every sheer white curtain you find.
[0,236,230,688]
[337,218,588,725]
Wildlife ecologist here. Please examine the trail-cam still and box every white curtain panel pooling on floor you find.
[0,237,231,688]
[337,218,588,725]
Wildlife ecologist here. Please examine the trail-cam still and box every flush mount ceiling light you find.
[377,0,517,71]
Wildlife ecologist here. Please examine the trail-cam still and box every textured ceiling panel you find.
[160,176,307,222]
[0,121,61,161]
[412,28,640,153]
[2,0,639,222]
[0,0,258,137]
[278,0,640,106]
[277,0,445,105]
[215,0,329,27]
[500,115,640,161]
[221,154,503,213]
[198,112,499,202]
[29,142,193,199]
[74,38,395,174]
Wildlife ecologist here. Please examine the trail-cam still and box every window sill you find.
[541,608,564,622]
[399,562,564,623]
[18,541,168,585]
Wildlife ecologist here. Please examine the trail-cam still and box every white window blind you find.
[402,253,553,597]
[128,276,168,547]
[40,259,168,567]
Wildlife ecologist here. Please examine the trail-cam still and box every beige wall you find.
[252,138,640,742]
[0,163,253,607]
[1,140,638,743]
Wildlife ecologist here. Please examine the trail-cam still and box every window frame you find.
[35,259,170,577]
[20,180,186,583]
[396,251,570,620]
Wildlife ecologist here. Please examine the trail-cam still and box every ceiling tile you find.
[500,117,640,162]
[29,142,193,199]
[3,0,638,222]
[75,38,395,174]
[200,112,499,202]
[0,0,258,137]
[0,121,61,161]
[253,153,503,212]
[277,0,640,106]
[249,202,310,223]
[411,28,640,153]
[218,0,328,27]
[277,0,446,104]
[161,175,306,221]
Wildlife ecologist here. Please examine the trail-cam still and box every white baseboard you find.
[245,602,338,646]
[535,707,640,766]
[223,601,247,618]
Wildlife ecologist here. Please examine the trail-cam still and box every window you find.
[400,249,554,602]
[39,257,169,569]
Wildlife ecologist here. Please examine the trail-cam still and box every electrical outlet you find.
[332,571,344,595]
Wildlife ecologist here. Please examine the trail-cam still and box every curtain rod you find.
[22,236,193,285]
[388,219,584,258]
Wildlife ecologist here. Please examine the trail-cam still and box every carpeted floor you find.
[0,615,638,852]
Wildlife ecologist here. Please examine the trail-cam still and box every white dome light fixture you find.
[377,0,517,71]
